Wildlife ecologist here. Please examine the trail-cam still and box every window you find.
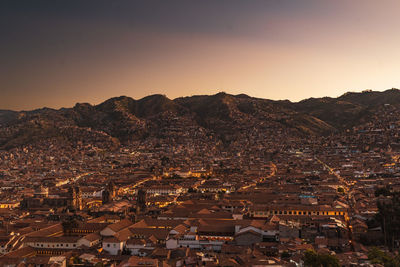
[289,211,292,215]
[107,244,110,247]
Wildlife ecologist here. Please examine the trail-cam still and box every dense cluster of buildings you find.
[0,104,399,266]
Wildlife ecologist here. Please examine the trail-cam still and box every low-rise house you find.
[24,236,80,249]
[125,238,155,256]
[235,230,262,246]
[102,236,124,255]
[77,232,101,248]
[145,185,183,196]
[100,219,133,237]
[118,256,160,267]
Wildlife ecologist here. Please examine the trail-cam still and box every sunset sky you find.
[1,0,400,110]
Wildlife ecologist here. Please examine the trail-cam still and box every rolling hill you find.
[1,89,399,150]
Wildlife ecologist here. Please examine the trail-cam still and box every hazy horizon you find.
[2,0,400,110]
[2,88,398,112]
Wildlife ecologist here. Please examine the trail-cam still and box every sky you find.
[1,0,400,110]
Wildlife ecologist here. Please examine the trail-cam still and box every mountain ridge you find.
[4,88,399,113]
[1,89,400,150]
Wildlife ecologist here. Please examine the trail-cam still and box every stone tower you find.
[107,180,116,199]
[102,189,111,204]
[136,189,147,213]
[68,186,82,211]
[102,180,116,204]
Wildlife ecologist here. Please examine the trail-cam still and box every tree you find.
[303,249,340,267]
[375,192,400,250]
[375,186,391,197]
[368,247,400,267]
[304,250,319,267]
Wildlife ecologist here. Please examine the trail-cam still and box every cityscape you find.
[0,90,400,266]
[2,1,400,266]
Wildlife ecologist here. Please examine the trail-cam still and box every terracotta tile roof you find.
[132,218,184,229]
[81,232,101,242]
[106,219,133,233]
[103,236,122,243]
[126,238,146,246]
[118,256,158,267]
[1,246,36,258]
[235,229,261,237]
[128,228,169,240]
[24,236,81,243]
[26,223,63,237]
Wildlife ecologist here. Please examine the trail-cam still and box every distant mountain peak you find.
[2,88,400,149]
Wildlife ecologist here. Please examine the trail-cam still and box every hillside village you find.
[0,90,400,266]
